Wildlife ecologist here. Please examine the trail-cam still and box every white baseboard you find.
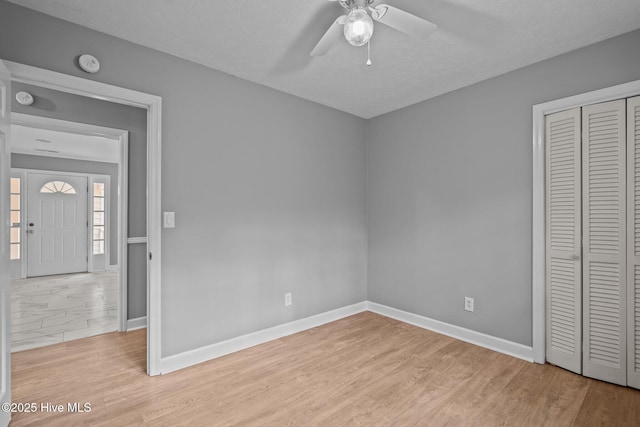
[367,302,534,362]
[159,301,368,374]
[106,264,119,272]
[127,316,147,331]
[158,300,533,375]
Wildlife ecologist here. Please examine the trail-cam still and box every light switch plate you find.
[163,212,175,228]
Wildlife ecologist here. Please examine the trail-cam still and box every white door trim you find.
[532,79,640,364]
[3,59,163,376]
[11,114,129,331]
[0,58,12,427]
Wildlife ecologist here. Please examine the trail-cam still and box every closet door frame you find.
[532,79,640,364]
[627,95,640,389]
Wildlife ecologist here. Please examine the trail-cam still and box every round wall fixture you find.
[78,54,100,73]
[15,91,34,106]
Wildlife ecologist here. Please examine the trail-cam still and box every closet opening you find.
[532,80,640,389]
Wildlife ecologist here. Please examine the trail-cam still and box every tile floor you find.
[10,271,118,352]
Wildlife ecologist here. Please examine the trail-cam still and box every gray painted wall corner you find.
[365,29,640,346]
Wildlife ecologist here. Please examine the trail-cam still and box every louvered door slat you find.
[546,108,582,373]
[627,95,640,389]
[583,99,627,386]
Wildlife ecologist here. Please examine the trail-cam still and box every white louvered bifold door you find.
[582,100,627,386]
[545,108,582,374]
[627,95,640,389]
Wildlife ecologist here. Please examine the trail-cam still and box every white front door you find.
[0,59,13,427]
[27,173,88,277]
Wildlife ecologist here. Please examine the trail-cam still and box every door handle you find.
[571,254,580,260]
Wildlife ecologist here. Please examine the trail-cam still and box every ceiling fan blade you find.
[310,16,346,56]
[370,4,437,41]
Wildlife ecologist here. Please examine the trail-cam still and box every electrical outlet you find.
[464,297,474,312]
[285,292,292,306]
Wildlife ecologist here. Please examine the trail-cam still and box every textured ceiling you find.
[8,0,640,118]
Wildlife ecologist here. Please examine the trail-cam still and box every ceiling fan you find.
[310,0,437,60]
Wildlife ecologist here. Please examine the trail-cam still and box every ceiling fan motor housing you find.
[338,0,374,10]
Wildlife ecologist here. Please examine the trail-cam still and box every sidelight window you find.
[92,182,105,255]
[10,177,21,260]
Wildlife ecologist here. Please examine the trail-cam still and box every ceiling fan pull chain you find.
[366,40,372,66]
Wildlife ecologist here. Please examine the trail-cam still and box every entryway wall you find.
[11,82,148,321]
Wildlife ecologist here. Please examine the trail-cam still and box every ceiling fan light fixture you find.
[343,7,374,47]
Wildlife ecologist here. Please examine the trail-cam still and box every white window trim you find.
[532,79,640,364]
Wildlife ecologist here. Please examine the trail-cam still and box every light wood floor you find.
[10,312,640,426]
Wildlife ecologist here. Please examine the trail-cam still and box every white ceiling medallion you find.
[15,91,34,106]
[78,54,100,73]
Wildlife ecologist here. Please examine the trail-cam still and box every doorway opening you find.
[1,59,162,377]
[11,157,122,350]
[9,114,129,353]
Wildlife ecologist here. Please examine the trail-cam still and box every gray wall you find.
[5,1,637,357]
[9,82,148,320]
[0,2,367,356]
[11,154,119,266]
[366,29,640,346]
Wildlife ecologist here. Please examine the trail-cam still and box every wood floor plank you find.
[9,311,640,426]
[573,379,640,426]
[419,347,525,426]
[476,359,586,426]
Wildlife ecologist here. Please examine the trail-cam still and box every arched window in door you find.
[40,180,77,194]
